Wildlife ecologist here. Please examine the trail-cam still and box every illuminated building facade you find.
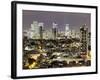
[88,32,91,51]
[80,24,88,54]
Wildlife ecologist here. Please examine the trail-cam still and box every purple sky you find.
[23,10,91,32]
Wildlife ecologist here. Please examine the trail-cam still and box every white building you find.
[52,22,57,28]
[26,21,44,39]
[65,24,69,36]
[29,21,40,39]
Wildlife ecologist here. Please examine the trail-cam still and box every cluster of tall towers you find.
[24,21,58,40]
[23,21,91,53]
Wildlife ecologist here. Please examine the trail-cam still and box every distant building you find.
[43,22,58,40]
[75,32,80,38]
[64,24,80,39]
[38,22,44,40]
[70,30,75,38]
[70,30,80,38]
[23,30,28,37]
[52,23,58,39]
[57,31,65,39]
[65,24,70,37]
[43,29,53,39]
[29,21,40,39]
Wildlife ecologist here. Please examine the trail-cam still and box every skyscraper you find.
[52,23,58,39]
[80,24,88,55]
[29,21,40,39]
[65,24,69,36]
[38,22,44,40]
[88,32,91,51]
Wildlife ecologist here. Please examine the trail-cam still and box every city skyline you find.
[23,10,91,32]
[23,10,91,69]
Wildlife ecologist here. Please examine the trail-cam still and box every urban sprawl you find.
[23,21,91,69]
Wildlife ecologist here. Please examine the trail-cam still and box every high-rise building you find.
[88,32,91,51]
[52,22,58,39]
[31,21,39,33]
[38,22,44,40]
[80,24,88,55]
[65,24,70,37]
[28,21,41,39]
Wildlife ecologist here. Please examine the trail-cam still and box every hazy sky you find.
[23,10,91,32]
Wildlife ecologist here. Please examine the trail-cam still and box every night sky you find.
[23,10,91,32]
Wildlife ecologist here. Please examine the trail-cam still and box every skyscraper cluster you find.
[23,21,81,40]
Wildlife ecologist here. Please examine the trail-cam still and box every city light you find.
[23,21,91,69]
